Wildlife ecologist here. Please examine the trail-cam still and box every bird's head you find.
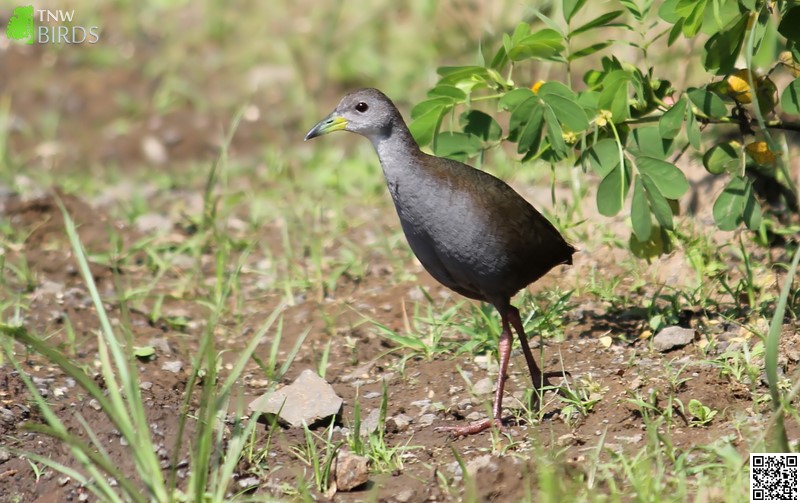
[305,88,398,142]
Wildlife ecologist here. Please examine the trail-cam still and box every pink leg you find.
[507,305,566,409]
[436,311,514,436]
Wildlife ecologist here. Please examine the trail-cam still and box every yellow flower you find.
[745,141,777,165]
[596,110,613,127]
[726,69,755,104]
[531,81,545,94]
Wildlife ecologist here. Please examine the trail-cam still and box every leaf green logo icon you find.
[7,5,34,44]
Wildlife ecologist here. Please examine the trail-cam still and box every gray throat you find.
[370,121,420,188]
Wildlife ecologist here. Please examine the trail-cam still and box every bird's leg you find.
[436,311,514,437]
[507,305,567,409]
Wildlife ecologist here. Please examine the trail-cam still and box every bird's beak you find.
[304,113,348,140]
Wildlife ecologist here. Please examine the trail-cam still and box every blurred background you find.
[0,0,546,179]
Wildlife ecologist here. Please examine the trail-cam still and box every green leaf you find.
[687,398,704,418]
[703,141,741,175]
[499,88,535,111]
[628,126,673,159]
[510,22,531,44]
[411,97,451,119]
[507,29,564,61]
[436,66,491,89]
[569,41,614,61]
[597,161,631,216]
[598,70,631,121]
[508,95,536,142]
[630,225,671,258]
[489,44,509,71]
[743,181,763,230]
[674,0,701,18]
[437,65,488,79]
[703,15,747,74]
[536,80,575,99]
[428,85,466,101]
[133,346,156,359]
[563,0,587,22]
[636,156,689,199]
[681,0,708,38]
[686,105,701,149]
[705,0,739,27]
[687,87,728,119]
[409,104,445,147]
[778,6,800,44]
[658,97,687,139]
[577,90,600,116]
[631,177,652,240]
[780,78,800,115]
[571,11,624,36]
[640,173,674,230]
[620,0,646,21]
[432,132,482,162]
[582,138,621,177]
[517,101,545,154]
[658,0,681,23]
[712,176,747,230]
[461,110,502,143]
[543,104,568,158]
[538,82,590,131]
[667,18,684,46]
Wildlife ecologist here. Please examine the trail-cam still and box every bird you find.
[305,88,575,436]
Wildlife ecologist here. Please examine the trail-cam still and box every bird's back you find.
[385,151,574,303]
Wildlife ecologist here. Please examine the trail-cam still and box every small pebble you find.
[162,361,183,373]
[417,413,437,427]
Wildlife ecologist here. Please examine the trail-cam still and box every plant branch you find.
[620,114,800,133]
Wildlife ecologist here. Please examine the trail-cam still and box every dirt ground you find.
[1,32,799,503]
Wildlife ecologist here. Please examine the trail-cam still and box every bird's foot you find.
[435,417,504,437]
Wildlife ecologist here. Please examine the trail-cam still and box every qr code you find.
[751,453,799,502]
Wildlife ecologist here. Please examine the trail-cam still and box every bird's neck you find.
[371,118,421,181]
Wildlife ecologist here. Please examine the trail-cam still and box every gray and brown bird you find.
[305,88,574,436]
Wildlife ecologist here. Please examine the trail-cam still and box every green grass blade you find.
[765,244,800,452]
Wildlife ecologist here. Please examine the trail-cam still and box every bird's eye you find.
[355,102,369,113]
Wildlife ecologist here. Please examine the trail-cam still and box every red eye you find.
[355,102,369,113]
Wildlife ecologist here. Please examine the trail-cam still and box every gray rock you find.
[614,434,643,445]
[334,450,369,491]
[652,326,696,352]
[161,361,183,373]
[237,476,260,490]
[472,377,494,395]
[466,454,498,476]
[1,407,17,425]
[141,135,168,165]
[150,337,172,355]
[386,413,412,433]
[34,280,65,299]
[394,488,416,502]
[248,369,343,428]
[556,433,579,447]
[359,408,381,436]
[417,413,437,427]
